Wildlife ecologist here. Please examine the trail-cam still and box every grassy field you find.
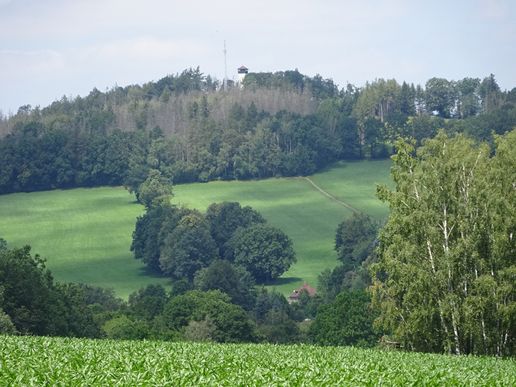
[0,160,391,297]
[0,187,168,296]
[309,159,391,219]
[173,160,391,294]
[1,335,514,385]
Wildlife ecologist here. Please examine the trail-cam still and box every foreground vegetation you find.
[1,335,514,386]
[0,160,390,297]
[373,131,515,356]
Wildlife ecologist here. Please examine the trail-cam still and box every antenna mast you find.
[223,40,228,91]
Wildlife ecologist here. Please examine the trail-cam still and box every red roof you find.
[288,284,316,300]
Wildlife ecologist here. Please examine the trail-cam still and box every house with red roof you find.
[288,283,316,304]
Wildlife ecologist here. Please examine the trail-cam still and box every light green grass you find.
[309,159,392,219]
[0,161,391,297]
[1,335,514,385]
[0,187,169,298]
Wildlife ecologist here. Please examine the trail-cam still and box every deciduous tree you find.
[138,169,173,208]
[335,212,377,272]
[228,224,296,282]
[371,130,515,356]
[159,212,218,280]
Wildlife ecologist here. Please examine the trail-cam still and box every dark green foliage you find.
[404,115,443,145]
[131,204,186,272]
[228,224,296,282]
[55,283,103,338]
[257,309,300,344]
[479,74,503,113]
[194,260,256,310]
[243,71,338,99]
[169,279,193,297]
[162,290,256,343]
[252,288,306,343]
[0,308,17,335]
[131,198,288,289]
[127,284,168,321]
[206,202,265,257]
[1,71,514,195]
[317,266,349,302]
[399,82,416,116]
[159,212,218,280]
[309,290,377,347]
[0,281,17,335]
[254,289,288,322]
[102,315,150,340]
[455,78,481,118]
[75,284,123,314]
[0,126,147,194]
[335,213,377,272]
[0,246,59,335]
[0,244,118,338]
[425,78,455,118]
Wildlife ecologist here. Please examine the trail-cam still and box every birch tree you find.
[371,130,515,356]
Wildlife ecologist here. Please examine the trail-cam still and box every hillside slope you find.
[0,160,391,297]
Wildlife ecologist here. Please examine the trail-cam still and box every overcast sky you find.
[1,0,515,114]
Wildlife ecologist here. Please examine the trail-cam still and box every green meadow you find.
[0,160,391,297]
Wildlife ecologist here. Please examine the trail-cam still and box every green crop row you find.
[1,335,514,386]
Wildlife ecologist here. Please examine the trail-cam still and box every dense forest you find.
[0,68,515,194]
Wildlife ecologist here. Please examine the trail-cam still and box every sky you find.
[0,0,515,114]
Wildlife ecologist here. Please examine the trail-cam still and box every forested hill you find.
[0,68,515,194]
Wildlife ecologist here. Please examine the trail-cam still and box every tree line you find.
[0,69,515,194]
[0,67,514,355]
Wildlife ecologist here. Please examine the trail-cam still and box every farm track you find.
[303,176,359,213]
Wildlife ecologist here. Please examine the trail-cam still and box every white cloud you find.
[0,0,515,112]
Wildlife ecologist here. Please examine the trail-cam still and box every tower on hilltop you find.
[237,65,248,86]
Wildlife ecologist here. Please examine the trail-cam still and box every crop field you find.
[0,160,391,297]
[1,335,514,386]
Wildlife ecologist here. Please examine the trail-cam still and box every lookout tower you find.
[237,65,248,85]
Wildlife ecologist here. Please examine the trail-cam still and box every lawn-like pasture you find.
[0,160,391,297]
[0,187,168,296]
[1,335,514,386]
[309,159,391,219]
[173,160,391,294]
